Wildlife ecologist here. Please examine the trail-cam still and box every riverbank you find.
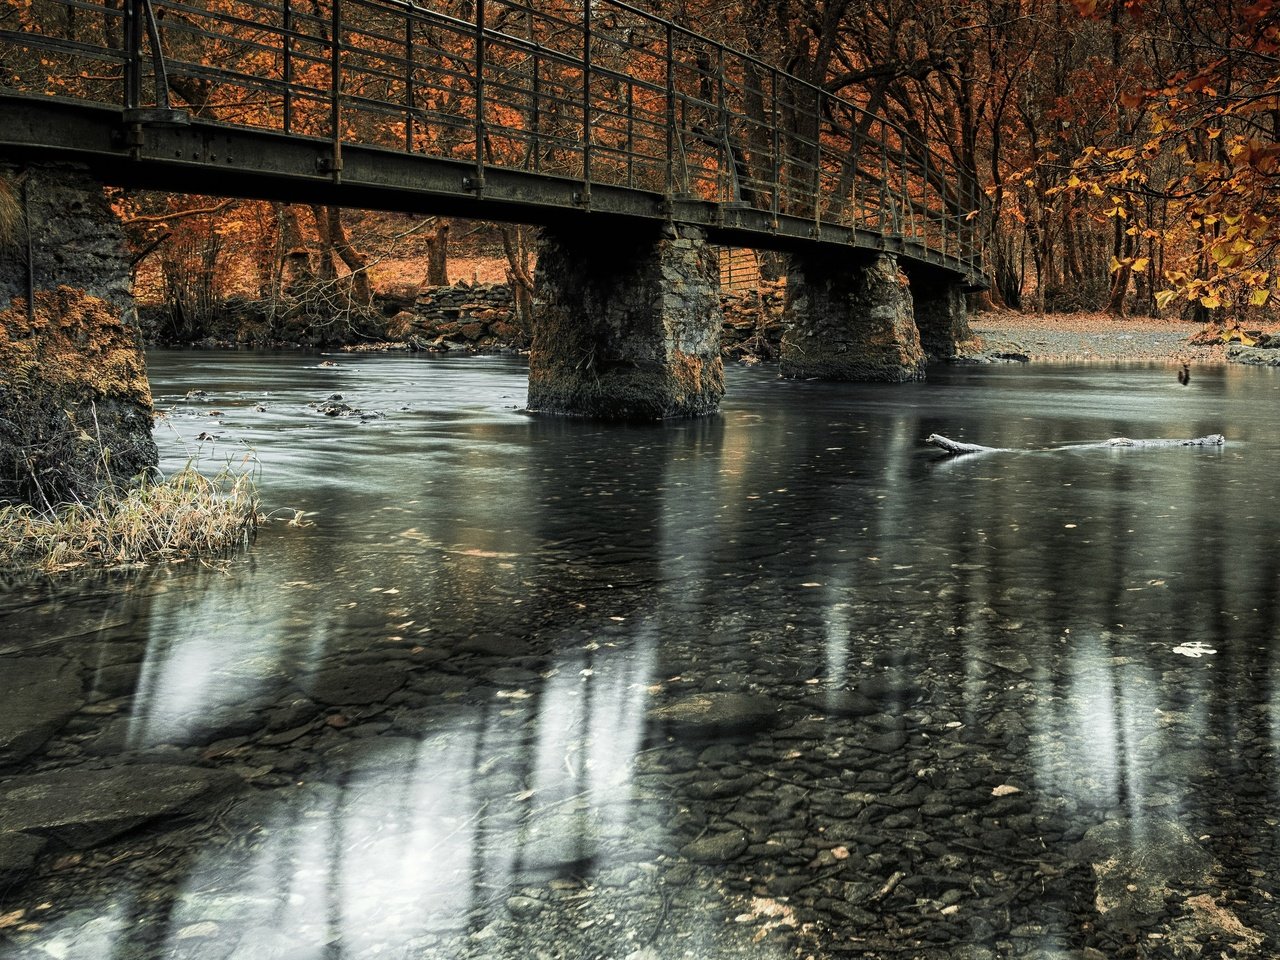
[961,310,1246,364]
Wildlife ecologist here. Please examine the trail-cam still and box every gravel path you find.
[961,312,1229,364]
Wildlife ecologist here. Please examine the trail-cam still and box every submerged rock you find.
[0,829,46,886]
[0,763,239,850]
[309,663,406,706]
[0,656,84,765]
[647,691,783,738]
[1074,818,1216,916]
[680,829,748,862]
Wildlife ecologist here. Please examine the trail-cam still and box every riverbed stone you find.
[780,251,924,381]
[0,829,46,885]
[527,223,723,420]
[0,763,239,849]
[518,810,600,874]
[1074,818,1216,916]
[681,829,748,862]
[647,692,783,738]
[308,663,406,705]
[0,656,84,765]
[0,162,156,504]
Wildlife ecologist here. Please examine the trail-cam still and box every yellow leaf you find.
[1132,257,1150,272]
[1249,288,1271,307]
[1155,290,1179,310]
[1202,294,1222,309]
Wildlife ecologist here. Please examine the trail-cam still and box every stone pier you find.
[779,251,925,381]
[910,273,974,362]
[0,162,156,506]
[527,223,723,420]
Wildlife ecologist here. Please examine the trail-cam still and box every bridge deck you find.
[0,0,985,287]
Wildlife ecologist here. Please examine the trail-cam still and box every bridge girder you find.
[0,96,984,291]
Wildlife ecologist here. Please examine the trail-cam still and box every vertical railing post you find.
[471,0,486,191]
[811,86,821,231]
[770,68,779,226]
[532,51,541,173]
[123,0,142,110]
[581,0,591,204]
[625,83,634,188]
[717,45,730,202]
[328,0,342,176]
[906,152,916,239]
[664,22,674,199]
[879,145,890,235]
[282,0,293,133]
[921,143,929,250]
[405,16,415,151]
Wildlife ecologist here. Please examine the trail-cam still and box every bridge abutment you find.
[0,162,157,506]
[527,223,723,420]
[780,251,925,381]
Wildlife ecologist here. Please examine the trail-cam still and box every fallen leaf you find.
[0,911,25,931]
[992,784,1021,797]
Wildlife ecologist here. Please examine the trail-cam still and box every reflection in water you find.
[1,353,1279,958]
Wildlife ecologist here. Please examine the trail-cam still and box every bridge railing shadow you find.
[1,0,982,275]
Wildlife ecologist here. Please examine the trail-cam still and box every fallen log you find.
[925,433,1225,456]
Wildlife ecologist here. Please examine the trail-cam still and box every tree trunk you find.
[501,225,535,337]
[309,205,371,306]
[424,221,450,286]
[326,207,371,306]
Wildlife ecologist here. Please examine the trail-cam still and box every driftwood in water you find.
[925,433,1225,456]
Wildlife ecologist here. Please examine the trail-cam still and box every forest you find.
[12,0,1274,342]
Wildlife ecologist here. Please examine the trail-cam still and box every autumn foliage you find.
[8,0,1276,321]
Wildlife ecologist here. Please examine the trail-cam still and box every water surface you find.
[1,352,1277,959]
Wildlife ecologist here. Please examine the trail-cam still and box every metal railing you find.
[0,0,983,274]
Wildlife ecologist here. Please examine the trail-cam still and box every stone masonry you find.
[911,278,974,362]
[0,162,157,506]
[780,251,925,382]
[527,223,724,420]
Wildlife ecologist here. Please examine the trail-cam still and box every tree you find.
[1066,0,1280,318]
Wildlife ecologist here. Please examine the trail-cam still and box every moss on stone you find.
[527,225,724,420]
[0,287,152,407]
[0,287,156,506]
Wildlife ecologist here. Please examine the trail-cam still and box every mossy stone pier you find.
[779,250,973,380]
[0,162,156,506]
[780,251,925,382]
[913,277,975,362]
[528,223,724,421]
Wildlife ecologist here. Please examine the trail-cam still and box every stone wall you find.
[0,163,156,506]
[386,282,525,349]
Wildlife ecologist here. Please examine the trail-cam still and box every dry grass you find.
[0,459,261,573]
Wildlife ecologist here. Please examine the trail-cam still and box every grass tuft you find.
[0,459,261,573]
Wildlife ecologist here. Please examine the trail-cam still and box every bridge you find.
[1,0,985,423]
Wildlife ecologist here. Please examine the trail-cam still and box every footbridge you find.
[1,0,986,419]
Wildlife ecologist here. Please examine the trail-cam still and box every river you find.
[1,352,1277,959]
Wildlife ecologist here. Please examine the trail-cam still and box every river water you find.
[1,352,1278,959]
